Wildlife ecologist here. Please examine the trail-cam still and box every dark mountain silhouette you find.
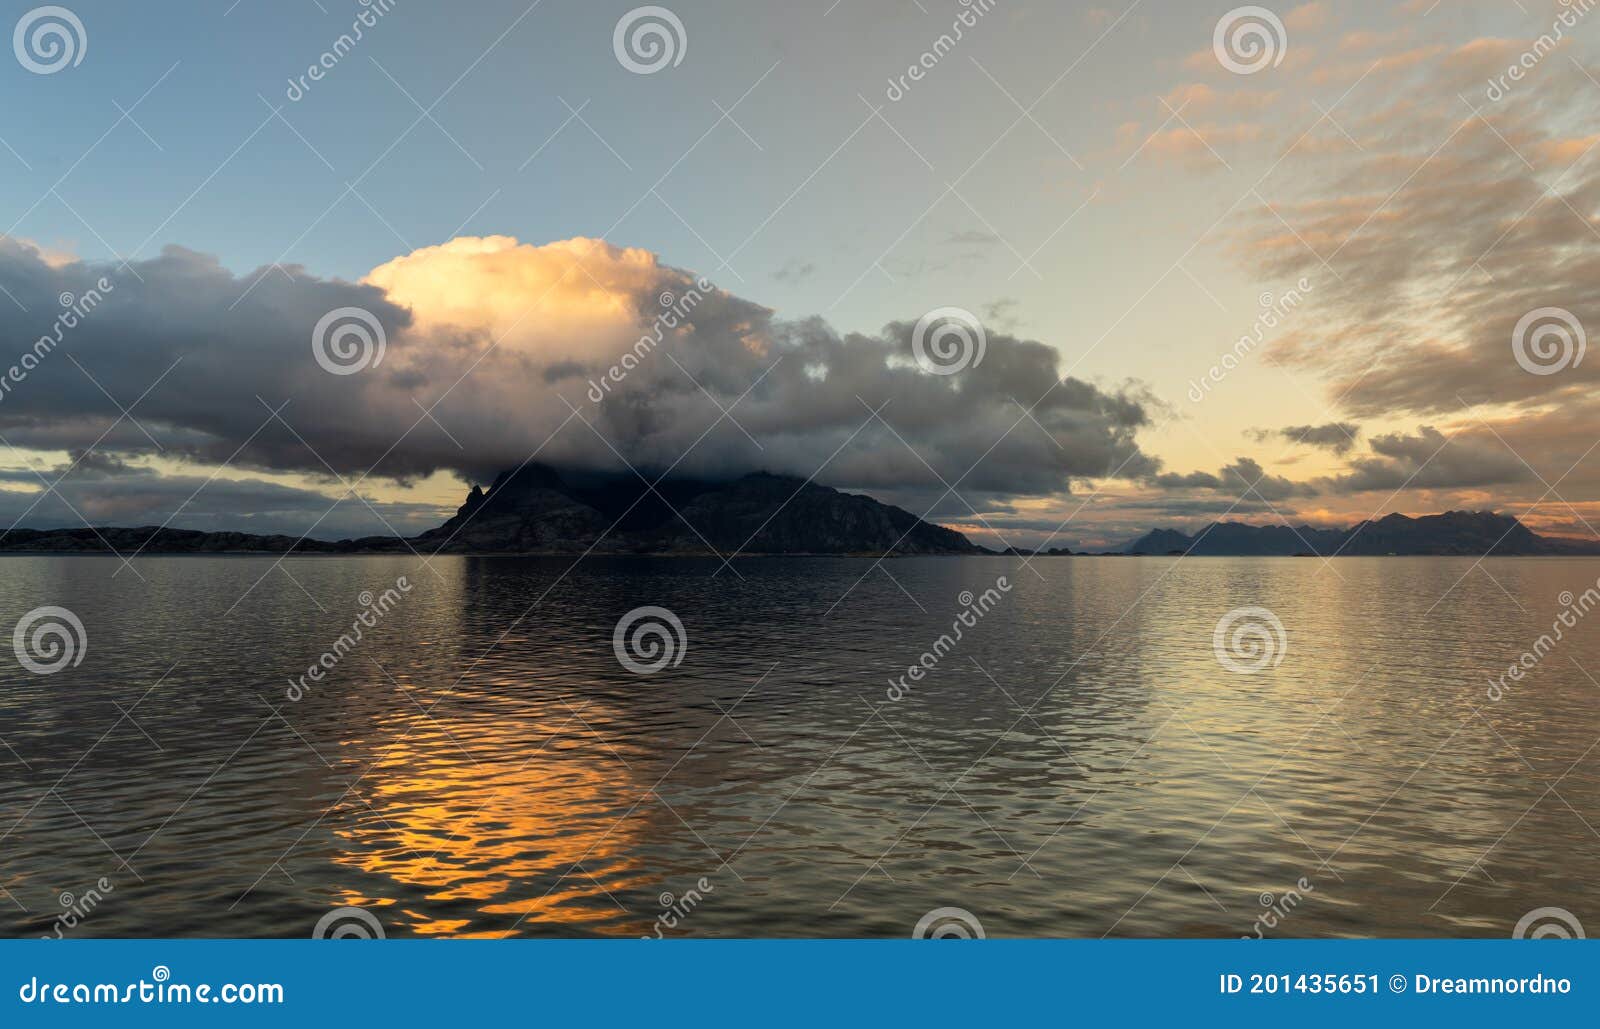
[0,465,982,557]
[1119,511,1600,556]
[7,474,1595,558]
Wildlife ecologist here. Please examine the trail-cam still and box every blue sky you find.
[5,1,1291,378]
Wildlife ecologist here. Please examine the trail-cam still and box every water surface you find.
[1,554,1596,938]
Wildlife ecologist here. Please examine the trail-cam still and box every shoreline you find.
[0,550,1593,560]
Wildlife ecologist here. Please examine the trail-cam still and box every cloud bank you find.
[0,235,1155,515]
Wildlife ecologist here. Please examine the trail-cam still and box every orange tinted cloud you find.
[1284,3,1329,33]
[363,235,671,360]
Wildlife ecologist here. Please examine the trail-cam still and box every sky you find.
[1,0,1598,549]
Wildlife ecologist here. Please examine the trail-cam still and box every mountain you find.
[1120,511,1600,556]
[0,527,403,555]
[0,466,983,557]
[417,467,982,555]
[413,465,612,553]
[639,472,979,555]
[11,479,1596,559]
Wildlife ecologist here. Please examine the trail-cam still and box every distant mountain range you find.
[2,469,1595,558]
[0,465,982,557]
[1118,511,1600,556]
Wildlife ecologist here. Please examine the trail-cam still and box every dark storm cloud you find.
[0,237,1155,504]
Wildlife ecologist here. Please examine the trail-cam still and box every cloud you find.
[1143,122,1267,168]
[1319,426,1531,494]
[0,235,1156,514]
[1237,42,1600,421]
[982,297,1022,330]
[1216,31,1600,511]
[771,258,816,283]
[1157,83,1280,116]
[1248,422,1361,454]
[1148,456,1317,502]
[0,458,446,538]
[1284,3,1330,33]
[1148,427,1533,511]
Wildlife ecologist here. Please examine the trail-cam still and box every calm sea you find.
[1,554,1596,939]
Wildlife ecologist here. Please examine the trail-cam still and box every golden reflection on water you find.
[331,684,652,938]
